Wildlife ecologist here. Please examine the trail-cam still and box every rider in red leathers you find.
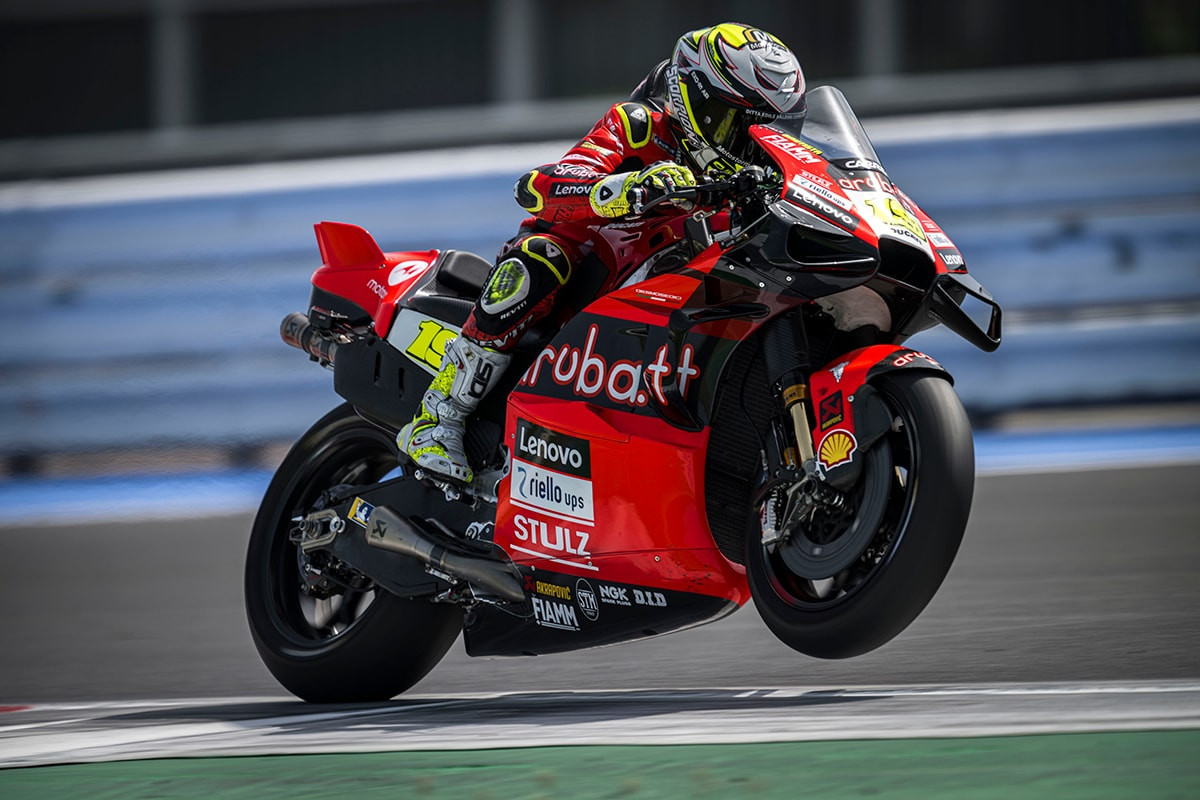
[399,22,808,485]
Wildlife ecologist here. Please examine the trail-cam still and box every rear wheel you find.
[245,403,462,702]
[746,372,974,658]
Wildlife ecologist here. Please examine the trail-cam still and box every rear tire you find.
[245,403,462,702]
[746,372,974,658]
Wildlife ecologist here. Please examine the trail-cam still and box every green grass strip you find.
[1,730,1196,799]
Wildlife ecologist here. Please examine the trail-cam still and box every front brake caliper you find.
[760,461,847,551]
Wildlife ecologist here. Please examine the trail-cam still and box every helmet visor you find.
[686,86,807,166]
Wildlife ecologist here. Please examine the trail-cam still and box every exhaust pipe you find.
[280,312,341,365]
[365,505,526,603]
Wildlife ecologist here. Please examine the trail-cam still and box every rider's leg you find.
[398,234,573,483]
[397,335,510,484]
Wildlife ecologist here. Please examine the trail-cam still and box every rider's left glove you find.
[589,162,697,219]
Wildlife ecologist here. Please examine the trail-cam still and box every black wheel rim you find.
[762,388,919,610]
[264,419,400,650]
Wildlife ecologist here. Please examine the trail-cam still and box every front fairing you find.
[731,86,1000,348]
[748,85,970,278]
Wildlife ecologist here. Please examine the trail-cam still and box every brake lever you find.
[636,180,739,216]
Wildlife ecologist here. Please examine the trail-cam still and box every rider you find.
[398,22,808,484]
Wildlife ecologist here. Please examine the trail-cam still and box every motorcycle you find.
[245,86,1002,703]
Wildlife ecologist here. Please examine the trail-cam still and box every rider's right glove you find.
[588,162,697,219]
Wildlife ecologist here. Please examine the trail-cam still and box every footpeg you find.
[365,506,525,603]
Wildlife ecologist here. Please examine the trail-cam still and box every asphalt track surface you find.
[4,462,1199,704]
[1,461,1199,794]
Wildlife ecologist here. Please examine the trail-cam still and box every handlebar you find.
[634,165,774,216]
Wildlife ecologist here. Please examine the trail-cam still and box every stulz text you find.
[513,513,591,557]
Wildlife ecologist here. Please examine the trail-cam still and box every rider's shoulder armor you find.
[616,60,670,151]
[614,102,654,150]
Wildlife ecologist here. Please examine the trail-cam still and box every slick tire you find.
[746,372,975,659]
[245,403,462,703]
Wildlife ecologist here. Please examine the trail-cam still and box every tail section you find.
[314,221,386,270]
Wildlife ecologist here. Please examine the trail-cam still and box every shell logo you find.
[818,430,857,470]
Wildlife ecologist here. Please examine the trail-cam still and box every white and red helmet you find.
[665,23,807,177]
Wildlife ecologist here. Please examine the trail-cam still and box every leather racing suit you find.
[461,63,687,351]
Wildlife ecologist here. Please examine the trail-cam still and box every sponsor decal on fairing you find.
[511,418,595,528]
[836,157,886,173]
[599,583,632,606]
[837,172,899,196]
[347,497,374,528]
[575,578,600,621]
[597,581,669,608]
[757,131,823,164]
[938,249,965,268]
[388,259,433,286]
[818,390,845,431]
[785,184,860,231]
[787,174,853,210]
[633,588,668,607]
[818,429,858,471]
[386,312,462,374]
[528,578,572,601]
[519,323,700,410]
[512,513,591,556]
[632,287,687,304]
[892,350,940,368]
[531,596,580,631]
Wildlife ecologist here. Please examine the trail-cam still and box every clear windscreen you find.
[767,85,883,166]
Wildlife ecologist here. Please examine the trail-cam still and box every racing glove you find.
[588,161,697,219]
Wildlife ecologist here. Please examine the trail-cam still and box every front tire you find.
[746,372,974,659]
[245,403,462,702]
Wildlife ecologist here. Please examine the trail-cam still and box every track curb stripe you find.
[2,682,1198,768]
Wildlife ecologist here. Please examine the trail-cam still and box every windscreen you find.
[768,85,883,166]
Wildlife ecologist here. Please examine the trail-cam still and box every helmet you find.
[665,23,807,177]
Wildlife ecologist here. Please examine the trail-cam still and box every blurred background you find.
[2,0,1199,173]
[1,0,1198,482]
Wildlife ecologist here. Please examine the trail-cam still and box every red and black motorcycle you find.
[245,86,1002,703]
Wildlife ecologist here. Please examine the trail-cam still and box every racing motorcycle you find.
[245,86,1002,703]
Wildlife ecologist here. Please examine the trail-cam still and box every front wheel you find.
[245,403,462,702]
[746,372,975,659]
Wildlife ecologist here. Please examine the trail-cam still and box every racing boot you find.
[397,335,511,485]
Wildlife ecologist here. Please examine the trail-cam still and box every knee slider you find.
[480,256,532,317]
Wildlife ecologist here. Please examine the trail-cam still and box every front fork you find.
[758,319,842,549]
[761,315,818,472]
[782,381,816,466]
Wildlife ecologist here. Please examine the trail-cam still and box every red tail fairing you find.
[311,221,439,338]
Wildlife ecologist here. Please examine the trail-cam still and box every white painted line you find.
[2,682,1197,767]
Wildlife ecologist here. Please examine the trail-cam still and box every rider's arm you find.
[513,102,688,223]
